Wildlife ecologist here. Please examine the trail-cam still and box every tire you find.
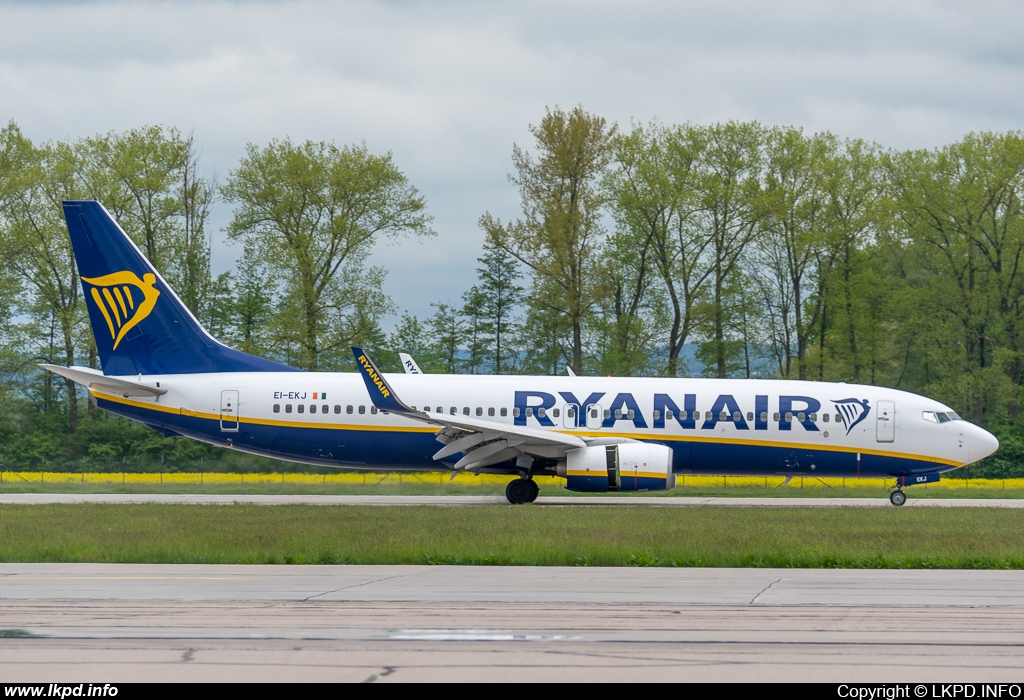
[526,479,540,503]
[506,479,532,505]
[890,490,907,507]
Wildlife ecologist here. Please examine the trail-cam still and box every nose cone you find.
[968,425,999,463]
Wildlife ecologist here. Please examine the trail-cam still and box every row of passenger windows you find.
[273,404,379,415]
[270,402,843,424]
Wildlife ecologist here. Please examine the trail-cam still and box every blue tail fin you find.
[64,200,298,376]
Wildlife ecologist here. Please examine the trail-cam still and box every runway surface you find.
[2,564,1024,682]
[1,493,1022,507]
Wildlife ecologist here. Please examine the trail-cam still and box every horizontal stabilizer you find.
[40,364,167,397]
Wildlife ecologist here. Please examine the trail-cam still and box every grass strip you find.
[1,503,1022,568]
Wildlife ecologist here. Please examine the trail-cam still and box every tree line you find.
[1,111,1022,475]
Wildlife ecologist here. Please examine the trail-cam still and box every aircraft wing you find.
[41,364,167,397]
[352,348,585,472]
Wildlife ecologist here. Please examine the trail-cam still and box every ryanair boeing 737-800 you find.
[44,201,999,505]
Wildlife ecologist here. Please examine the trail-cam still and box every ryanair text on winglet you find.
[358,354,391,398]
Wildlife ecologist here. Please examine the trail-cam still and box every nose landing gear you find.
[889,488,907,507]
[505,478,540,505]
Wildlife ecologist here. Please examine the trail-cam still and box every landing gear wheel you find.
[889,489,907,507]
[525,479,540,503]
[506,479,533,505]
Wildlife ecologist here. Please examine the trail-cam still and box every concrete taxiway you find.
[2,564,1024,682]
[0,493,1021,506]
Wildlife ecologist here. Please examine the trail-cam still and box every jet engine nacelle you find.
[559,443,675,493]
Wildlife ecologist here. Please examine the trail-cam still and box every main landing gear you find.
[506,478,540,505]
[889,488,907,507]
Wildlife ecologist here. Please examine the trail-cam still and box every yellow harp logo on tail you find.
[82,271,160,350]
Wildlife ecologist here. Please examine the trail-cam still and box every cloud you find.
[2,0,1023,328]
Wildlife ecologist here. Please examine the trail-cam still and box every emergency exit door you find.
[220,390,239,432]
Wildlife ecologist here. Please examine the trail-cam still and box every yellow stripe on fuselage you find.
[91,391,963,466]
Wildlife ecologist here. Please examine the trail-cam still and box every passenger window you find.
[706,411,713,420]
[553,408,560,418]
[665,409,673,420]
[334,405,341,414]
[721,411,729,421]
[463,407,470,416]
[450,407,457,415]
[347,405,353,414]
[538,408,546,418]
[513,407,520,418]
[297,405,305,414]
[809,413,817,422]
[501,408,508,417]
[614,410,622,420]
[566,407,575,418]
[733,411,741,422]
[309,404,316,413]
[786,412,793,422]
[822,413,829,423]
[488,407,495,417]
[476,407,483,417]
[627,409,635,420]
[358,405,366,414]
[273,404,280,413]
[603,409,611,419]
[526,407,534,417]
[653,410,661,421]
[746,412,753,421]
[436,407,443,413]
[591,409,599,419]
[285,404,292,414]
[773,412,780,421]
[371,407,378,414]
[797,412,805,422]
[761,412,768,422]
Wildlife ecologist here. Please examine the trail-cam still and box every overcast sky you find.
[2,0,1023,330]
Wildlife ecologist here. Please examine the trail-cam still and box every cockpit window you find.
[948,411,963,421]
[937,413,951,423]
[922,411,938,423]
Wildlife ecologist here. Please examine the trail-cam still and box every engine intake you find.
[559,443,675,493]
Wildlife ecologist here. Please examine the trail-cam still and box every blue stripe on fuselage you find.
[96,397,956,478]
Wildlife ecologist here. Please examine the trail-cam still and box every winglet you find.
[399,352,423,374]
[352,347,414,413]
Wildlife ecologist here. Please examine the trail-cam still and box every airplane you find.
[44,201,1000,506]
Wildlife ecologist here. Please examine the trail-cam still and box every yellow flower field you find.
[2,471,1022,490]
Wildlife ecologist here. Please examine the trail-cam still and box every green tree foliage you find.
[482,106,616,374]
[0,122,217,462]
[605,122,712,377]
[222,139,433,370]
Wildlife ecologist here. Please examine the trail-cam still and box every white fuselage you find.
[90,372,998,478]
